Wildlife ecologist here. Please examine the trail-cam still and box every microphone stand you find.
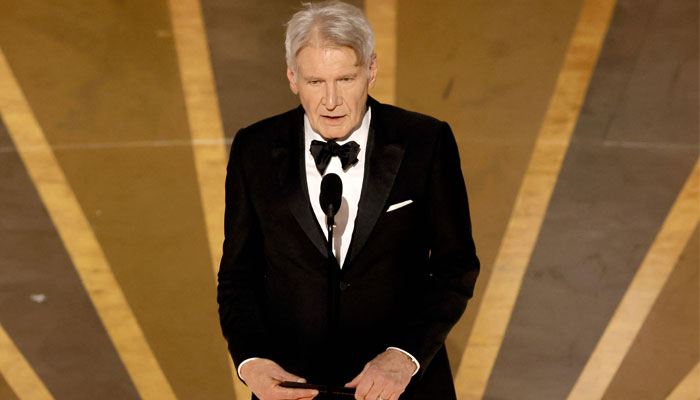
[319,172,342,383]
[325,205,339,340]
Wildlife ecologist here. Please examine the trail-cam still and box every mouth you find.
[321,115,346,126]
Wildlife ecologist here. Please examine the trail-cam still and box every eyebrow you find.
[303,72,359,81]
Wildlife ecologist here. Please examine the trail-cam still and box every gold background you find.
[0,0,697,398]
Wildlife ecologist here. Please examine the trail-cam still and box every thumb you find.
[275,369,306,384]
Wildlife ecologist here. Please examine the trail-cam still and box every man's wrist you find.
[386,347,420,376]
[237,357,260,382]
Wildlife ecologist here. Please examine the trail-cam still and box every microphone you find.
[319,173,342,221]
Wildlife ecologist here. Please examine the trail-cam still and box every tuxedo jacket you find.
[218,97,479,399]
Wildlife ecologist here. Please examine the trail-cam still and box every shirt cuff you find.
[237,357,260,381]
[387,347,420,376]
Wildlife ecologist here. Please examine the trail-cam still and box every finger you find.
[346,363,370,388]
[345,373,361,388]
[355,378,374,400]
[379,389,396,400]
[364,381,384,400]
[271,386,318,399]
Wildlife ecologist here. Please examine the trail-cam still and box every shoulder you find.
[372,101,444,130]
[232,106,303,150]
[370,99,452,147]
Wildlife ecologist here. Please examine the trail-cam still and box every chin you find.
[320,127,349,140]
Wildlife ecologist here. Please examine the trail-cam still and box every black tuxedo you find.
[218,97,479,399]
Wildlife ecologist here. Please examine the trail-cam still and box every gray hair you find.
[285,1,375,73]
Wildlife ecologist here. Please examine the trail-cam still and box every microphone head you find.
[320,173,342,218]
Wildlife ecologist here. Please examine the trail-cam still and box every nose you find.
[323,82,342,109]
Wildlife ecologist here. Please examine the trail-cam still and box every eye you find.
[341,77,354,82]
[309,80,320,85]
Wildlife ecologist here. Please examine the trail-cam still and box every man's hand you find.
[239,358,318,400]
[345,349,417,400]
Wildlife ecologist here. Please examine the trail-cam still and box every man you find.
[217,2,479,399]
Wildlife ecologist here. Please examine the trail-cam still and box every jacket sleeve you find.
[217,129,270,368]
[392,121,480,374]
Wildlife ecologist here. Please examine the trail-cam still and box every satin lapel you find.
[272,111,327,257]
[345,122,406,266]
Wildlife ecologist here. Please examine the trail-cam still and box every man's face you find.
[287,45,377,140]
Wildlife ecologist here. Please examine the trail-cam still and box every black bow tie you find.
[310,140,360,174]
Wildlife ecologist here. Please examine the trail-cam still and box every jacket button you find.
[339,281,349,291]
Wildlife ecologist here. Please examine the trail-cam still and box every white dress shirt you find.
[304,107,371,268]
[238,106,419,378]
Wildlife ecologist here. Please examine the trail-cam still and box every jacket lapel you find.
[273,107,328,257]
[273,100,407,265]
[345,101,406,266]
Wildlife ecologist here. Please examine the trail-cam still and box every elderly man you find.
[217,2,479,399]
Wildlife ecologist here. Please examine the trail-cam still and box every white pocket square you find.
[387,199,413,212]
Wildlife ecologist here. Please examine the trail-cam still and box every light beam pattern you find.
[167,0,249,398]
[366,0,397,105]
[0,323,53,400]
[0,46,176,400]
[568,160,699,400]
[666,362,699,400]
[454,0,617,396]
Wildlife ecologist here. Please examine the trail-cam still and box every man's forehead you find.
[296,45,361,70]
[299,63,361,77]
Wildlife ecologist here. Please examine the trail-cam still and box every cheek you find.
[298,93,316,113]
[349,87,367,106]
[301,91,322,106]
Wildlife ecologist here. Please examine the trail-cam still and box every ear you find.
[367,53,378,89]
[286,66,299,95]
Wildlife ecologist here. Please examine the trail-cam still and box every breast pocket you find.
[386,199,413,213]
